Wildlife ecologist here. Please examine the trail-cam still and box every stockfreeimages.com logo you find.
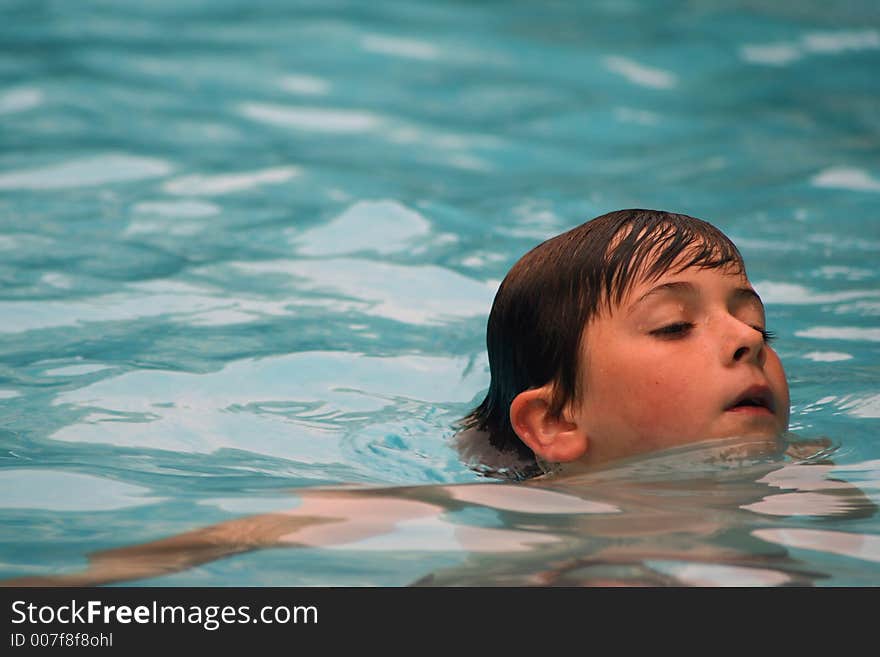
[11,599,317,631]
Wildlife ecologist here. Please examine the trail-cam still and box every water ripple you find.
[0,154,172,190]
[602,56,678,89]
[811,166,880,193]
[740,29,880,66]
[289,199,432,256]
[795,326,880,342]
[162,166,300,196]
[0,87,43,115]
[0,470,161,511]
[238,102,382,133]
[231,258,494,325]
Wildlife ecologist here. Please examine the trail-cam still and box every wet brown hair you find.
[458,209,745,479]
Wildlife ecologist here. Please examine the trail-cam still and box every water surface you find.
[0,0,878,585]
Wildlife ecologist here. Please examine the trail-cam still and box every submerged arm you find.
[3,489,449,587]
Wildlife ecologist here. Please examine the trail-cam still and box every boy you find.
[9,209,860,587]
[456,208,790,479]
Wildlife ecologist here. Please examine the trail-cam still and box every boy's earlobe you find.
[509,388,588,463]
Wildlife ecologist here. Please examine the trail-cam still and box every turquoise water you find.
[0,0,878,586]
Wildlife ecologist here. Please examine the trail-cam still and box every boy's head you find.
[460,209,790,478]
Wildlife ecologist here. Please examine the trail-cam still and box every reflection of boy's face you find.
[574,262,790,465]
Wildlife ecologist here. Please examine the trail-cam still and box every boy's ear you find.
[509,387,588,463]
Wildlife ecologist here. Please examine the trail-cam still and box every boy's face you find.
[573,262,790,465]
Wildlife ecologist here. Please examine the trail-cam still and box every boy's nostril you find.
[733,346,748,360]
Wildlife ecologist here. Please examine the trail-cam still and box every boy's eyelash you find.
[757,327,777,344]
[650,323,778,344]
[650,322,694,337]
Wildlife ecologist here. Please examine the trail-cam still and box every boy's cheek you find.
[583,344,708,438]
[595,381,691,438]
[765,350,791,426]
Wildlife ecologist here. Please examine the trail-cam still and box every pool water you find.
[0,0,878,586]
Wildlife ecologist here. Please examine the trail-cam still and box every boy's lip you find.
[725,384,775,414]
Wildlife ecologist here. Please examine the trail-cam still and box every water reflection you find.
[4,437,876,587]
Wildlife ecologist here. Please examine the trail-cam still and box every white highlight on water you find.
[0,285,251,333]
[41,273,73,289]
[290,199,431,256]
[49,351,488,459]
[360,34,440,60]
[816,265,874,281]
[233,258,494,325]
[803,30,880,53]
[133,199,220,217]
[803,351,853,362]
[752,281,880,304]
[239,102,381,133]
[837,394,880,419]
[811,166,880,193]
[0,87,44,114]
[613,106,662,125]
[645,560,792,586]
[795,326,880,342]
[753,528,880,564]
[323,515,559,553]
[741,29,880,65]
[739,43,802,66]
[0,154,172,190]
[163,166,299,196]
[602,56,678,89]
[448,484,620,515]
[1,270,444,333]
[279,73,331,96]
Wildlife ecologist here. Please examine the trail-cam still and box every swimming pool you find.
[0,0,878,586]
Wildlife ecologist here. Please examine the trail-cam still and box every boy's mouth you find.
[726,385,775,415]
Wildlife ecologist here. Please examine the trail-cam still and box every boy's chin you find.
[703,433,786,460]
[640,434,786,466]
[716,414,786,443]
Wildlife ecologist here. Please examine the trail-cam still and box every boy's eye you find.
[651,322,694,338]
[755,326,777,345]
[650,323,777,344]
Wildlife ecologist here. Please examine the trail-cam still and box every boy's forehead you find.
[613,261,750,309]
[637,258,747,289]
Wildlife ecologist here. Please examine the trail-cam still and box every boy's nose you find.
[725,320,766,366]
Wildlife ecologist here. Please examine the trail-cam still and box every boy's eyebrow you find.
[731,286,768,321]
[628,281,696,313]
[627,281,765,314]
[731,286,765,310]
